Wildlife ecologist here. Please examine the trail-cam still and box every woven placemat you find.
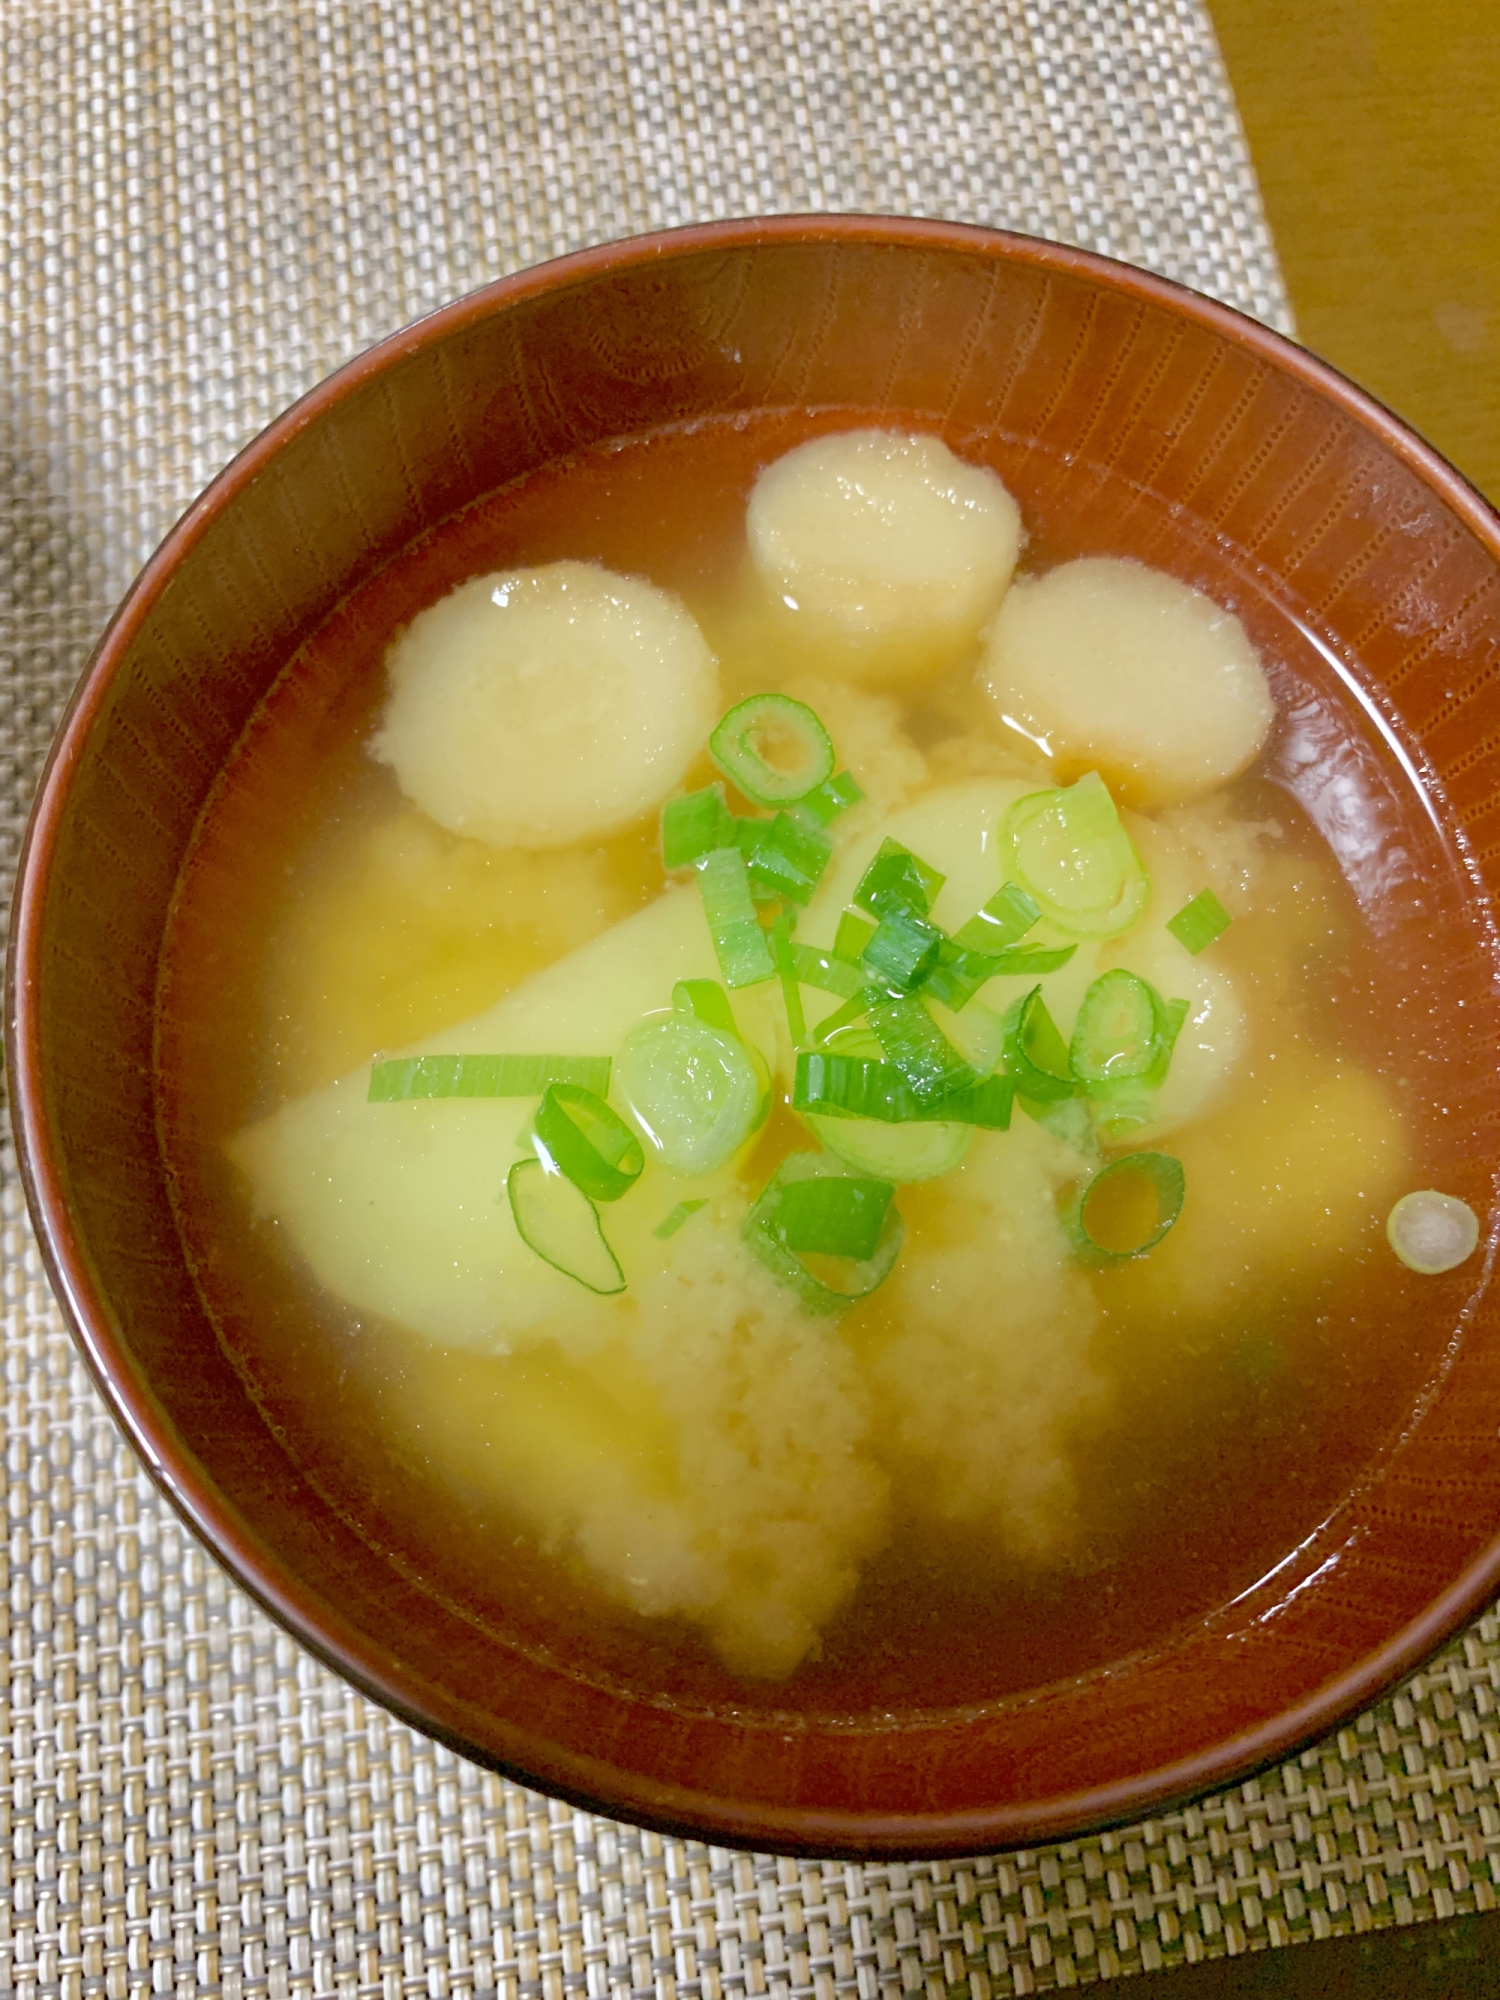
[11,4,1498,1995]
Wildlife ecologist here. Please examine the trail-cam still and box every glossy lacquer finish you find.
[10,218,1500,1857]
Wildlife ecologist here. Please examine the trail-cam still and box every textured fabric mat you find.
[9,3,1493,1996]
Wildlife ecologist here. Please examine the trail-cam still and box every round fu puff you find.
[371,560,718,849]
[979,556,1275,809]
[746,429,1023,684]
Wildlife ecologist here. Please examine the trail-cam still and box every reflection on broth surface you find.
[156,412,1480,1712]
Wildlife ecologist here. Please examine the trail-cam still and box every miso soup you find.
[155,413,1487,1715]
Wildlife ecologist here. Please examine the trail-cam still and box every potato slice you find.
[746,430,1023,682]
[230,886,780,1355]
[980,556,1275,808]
[371,560,718,848]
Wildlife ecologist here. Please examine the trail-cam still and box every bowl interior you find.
[14,219,1500,1856]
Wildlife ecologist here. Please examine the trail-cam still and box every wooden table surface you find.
[1208,0,1500,504]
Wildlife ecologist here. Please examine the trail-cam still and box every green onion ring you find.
[709,693,834,807]
[1063,1151,1186,1264]
[532,1085,645,1203]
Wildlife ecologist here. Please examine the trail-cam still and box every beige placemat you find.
[11,4,1498,1995]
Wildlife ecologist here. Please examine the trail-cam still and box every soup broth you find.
[156,411,1483,1715]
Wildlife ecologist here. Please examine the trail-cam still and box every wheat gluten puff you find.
[372,560,718,848]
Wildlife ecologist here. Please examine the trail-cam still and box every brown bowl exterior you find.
[10,215,1500,1858]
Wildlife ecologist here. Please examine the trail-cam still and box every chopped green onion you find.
[507,1158,625,1294]
[788,943,863,999]
[662,784,734,870]
[924,938,1079,1011]
[866,995,975,1105]
[532,1085,645,1203]
[744,811,833,906]
[1167,888,1232,954]
[369,1054,611,1102]
[936,1075,1014,1128]
[834,909,878,962]
[1085,987,1190,1140]
[860,904,945,993]
[614,1015,763,1175]
[951,881,1041,953]
[928,994,1005,1080]
[1063,1151,1185,1264]
[772,1175,895,1261]
[852,839,946,920]
[787,768,865,832]
[770,914,807,1046]
[808,1112,971,1182]
[794,1052,918,1122]
[810,991,871,1045]
[1001,987,1075,1103]
[1387,1190,1481,1274]
[672,978,740,1038]
[1069,970,1162,1085]
[654,1199,708,1241]
[988,943,1079,976]
[1000,772,1149,938]
[709,693,834,806]
[793,1051,1011,1128]
[744,1154,904,1313]
[693,846,775,988]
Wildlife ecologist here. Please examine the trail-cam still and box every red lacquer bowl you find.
[10,217,1500,1857]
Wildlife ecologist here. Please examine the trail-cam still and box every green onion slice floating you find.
[654,1198,708,1241]
[531,1085,644,1203]
[1001,986,1075,1103]
[834,909,878,962]
[1000,772,1149,938]
[369,1053,611,1101]
[661,783,734,870]
[614,1015,763,1176]
[794,1051,1011,1128]
[773,1174,895,1261]
[709,693,834,807]
[923,938,1077,1011]
[951,881,1041,953]
[866,994,975,1104]
[694,846,775,989]
[507,1157,625,1294]
[787,768,865,832]
[852,839,946,920]
[744,810,833,907]
[744,1154,904,1313]
[860,904,945,993]
[672,977,740,1038]
[1069,970,1162,1085]
[1083,986,1190,1140]
[788,943,863,999]
[808,1112,971,1182]
[1063,1151,1185,1264]
[770,913,808,1047]
[810,990,871,1045]
[1167,888,1232,954]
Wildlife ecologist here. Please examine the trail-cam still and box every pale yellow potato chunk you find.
[371,560,718,848]
[230,886,779,1355]
[747,430,1024,683]
[980,557,1275,808]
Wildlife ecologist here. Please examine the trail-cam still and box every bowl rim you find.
[11,211,1500,1858]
